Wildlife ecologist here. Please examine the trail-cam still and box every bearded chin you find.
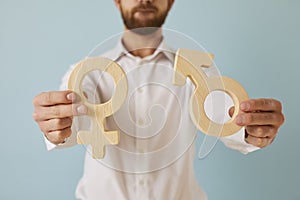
[121,11,168,35]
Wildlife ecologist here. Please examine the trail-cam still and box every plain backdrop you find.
[1,0,299,199]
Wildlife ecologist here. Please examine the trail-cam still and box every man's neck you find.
[122,27,163,58]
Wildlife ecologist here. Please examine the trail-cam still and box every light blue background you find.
[1,0,299,199]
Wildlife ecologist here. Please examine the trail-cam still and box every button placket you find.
[134,64,148,154]
[134,174,148,199]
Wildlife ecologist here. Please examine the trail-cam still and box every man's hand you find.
[230,98,285,148]
[32,91,88,145]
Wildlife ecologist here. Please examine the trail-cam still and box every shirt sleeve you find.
[220,128,260,154]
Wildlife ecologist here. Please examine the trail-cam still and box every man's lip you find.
[136,8,156,13]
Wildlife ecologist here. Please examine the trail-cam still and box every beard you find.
[120,4,169,35]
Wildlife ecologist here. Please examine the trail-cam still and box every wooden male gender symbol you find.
[173,49,249,137]
[68,57,128,159]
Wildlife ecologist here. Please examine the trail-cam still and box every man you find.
[33,0,285,199]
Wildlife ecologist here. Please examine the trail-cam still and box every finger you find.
[33,91,77,106]
[228,106,235,117]
[235,112,284,126]
[245,135,274,148]
[39,117,73,133]
[240,98,282,112]
[45,127,72,145]
[245,125,278,138]
[33,104,87,121]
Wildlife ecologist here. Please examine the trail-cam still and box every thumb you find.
[228,106,235,117]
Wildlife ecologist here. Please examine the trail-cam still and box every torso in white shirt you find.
[54,40,258,200]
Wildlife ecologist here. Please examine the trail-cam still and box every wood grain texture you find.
[68,57,128,158]
[173,48,249,137]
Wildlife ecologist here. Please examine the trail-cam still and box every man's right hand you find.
[32,91,88,145]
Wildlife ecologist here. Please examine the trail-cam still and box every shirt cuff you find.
[43,129,77,151]
[220,127,260,154]
[43,136,65,151]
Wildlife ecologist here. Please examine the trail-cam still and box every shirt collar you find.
[107,37,175,63]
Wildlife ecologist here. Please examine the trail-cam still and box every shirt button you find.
[139,180,144,186]
[138,118,144,126]
[137,149,144,153]
[138,87,143,93]
[138,60,145,65]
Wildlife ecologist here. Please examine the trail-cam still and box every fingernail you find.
[77,105,87,114]
[67,93,76,101]
[236,115,244,125]
[240,102,250,111]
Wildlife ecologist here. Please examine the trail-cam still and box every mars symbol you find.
[173,49,248,137]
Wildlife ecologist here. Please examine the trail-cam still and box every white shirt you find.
[45,39,259,200]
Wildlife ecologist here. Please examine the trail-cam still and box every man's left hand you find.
[233,98,285,148]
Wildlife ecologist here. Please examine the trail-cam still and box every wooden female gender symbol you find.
[173,48,249,137]
[68,57,128,159]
